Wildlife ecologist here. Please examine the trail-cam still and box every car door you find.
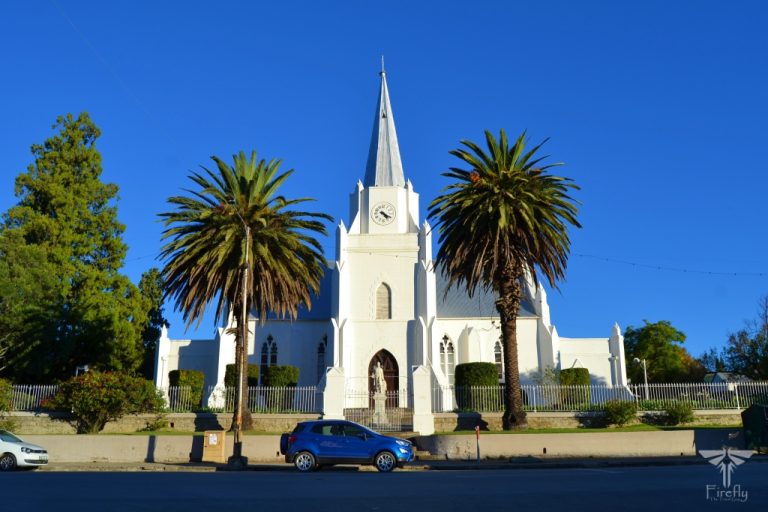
[309,422,346,463]
[338,423,374,463]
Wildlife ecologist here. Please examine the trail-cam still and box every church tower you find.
[332,67,425,399]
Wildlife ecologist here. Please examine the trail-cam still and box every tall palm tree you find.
[159,150,331,463]
[428,130,580,430]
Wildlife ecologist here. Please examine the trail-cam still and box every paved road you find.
[4,464,766,511]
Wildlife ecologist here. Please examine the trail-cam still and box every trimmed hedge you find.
[559,368,591,409]
[168,369,205,408]
[224,364,260,388]
[455,363,500,411]
[455,363,498,387]
[559,368,590,386]
[264,366,299,387]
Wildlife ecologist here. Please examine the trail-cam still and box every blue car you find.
[280,420,414,472]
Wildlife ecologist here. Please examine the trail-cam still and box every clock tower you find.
[332,66,431,398]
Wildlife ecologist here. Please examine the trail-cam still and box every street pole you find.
[642,359,649,401]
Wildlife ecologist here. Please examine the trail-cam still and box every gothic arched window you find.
[260,335,277,385]
[440,336,456,385]
[494,340,504,381]
[376,283,392,320]
[316,340,326,384]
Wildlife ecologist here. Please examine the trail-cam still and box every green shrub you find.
[663,401,694,425]
[454,363,501,411]
[168,369,205,408]
[264,366,299,387]
[0,378,14,431]
[559,368,590,386]
[455,363,498,387]
[559,368,591,409]
[603,400,637,426]
[0,378,12,413]
[45,371,165,434]
[224,364,260,388]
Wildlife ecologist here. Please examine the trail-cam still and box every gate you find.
[344,388,412,432]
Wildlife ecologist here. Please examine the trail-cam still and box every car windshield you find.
[0,431,23,443]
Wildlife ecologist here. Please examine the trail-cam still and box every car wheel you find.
[0,453,17,472]
[374,451,396,473]
[294,451,316,472]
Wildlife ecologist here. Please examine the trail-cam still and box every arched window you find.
[316,339,327,384]
[494,340,504,381]
[440,336,455,385]
[260,335,277,385]
[376,283,392,319]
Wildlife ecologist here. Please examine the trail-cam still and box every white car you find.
[0,430,48,471]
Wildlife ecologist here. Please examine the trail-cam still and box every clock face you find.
[371,202,396,225]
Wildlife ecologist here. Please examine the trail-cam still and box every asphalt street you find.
[3,464,767,511]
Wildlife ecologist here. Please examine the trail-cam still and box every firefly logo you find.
[699,447,753,502]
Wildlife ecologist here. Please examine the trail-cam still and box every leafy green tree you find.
[159,150,330,461]
[428,130,580,429]
[624,320,705,383]
[699,296,768,379]
[138,268,169,378]
[1,113,150,381]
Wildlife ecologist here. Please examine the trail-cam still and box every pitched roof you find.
[435,272,537,319]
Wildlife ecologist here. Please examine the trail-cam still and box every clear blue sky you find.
[2,1,767,358]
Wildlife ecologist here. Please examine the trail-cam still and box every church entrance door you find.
[368,350,398,407]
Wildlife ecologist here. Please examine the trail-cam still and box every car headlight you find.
[21,447,32,453]
[395,439,410,447]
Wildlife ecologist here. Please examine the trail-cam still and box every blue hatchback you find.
[280,420,414,472]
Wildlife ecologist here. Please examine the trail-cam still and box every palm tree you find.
[159,150,331,464]
[428,130,580,430]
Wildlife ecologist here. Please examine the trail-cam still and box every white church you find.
[154,69,628,433]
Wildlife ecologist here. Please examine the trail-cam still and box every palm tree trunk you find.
[497,267,528,430]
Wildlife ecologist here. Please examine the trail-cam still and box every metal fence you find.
[9,384,59,411]
[7,384,318,414]
[432,381,768,413]
[162,385,319,413]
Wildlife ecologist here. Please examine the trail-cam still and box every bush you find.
[46,371,165,434]
[0,378,12,413]
[224,364,260,388]
[168,369,205,408]
[455,363,498,387]
[264,366,299,387]
[0,378,15,430]
[559,368,591,409]
[663,401,695,425]
[454,363,501,411]
[603,400,637,426]
[559,368,590,385]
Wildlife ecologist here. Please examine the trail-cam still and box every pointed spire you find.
[364,62,405,187]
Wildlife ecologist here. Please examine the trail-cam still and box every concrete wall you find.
[434,410,743,431]
[413,428,745,460]
[7,412,319,435]
[23,434,286,463]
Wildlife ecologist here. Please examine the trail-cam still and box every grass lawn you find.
[437,423,740,435]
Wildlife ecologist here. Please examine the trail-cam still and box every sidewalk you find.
[37,454,767,473]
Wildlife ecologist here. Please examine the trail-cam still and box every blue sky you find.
[2,1,767,358]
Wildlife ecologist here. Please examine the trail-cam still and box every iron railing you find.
[432,381,768,413]
[161,385,319,413]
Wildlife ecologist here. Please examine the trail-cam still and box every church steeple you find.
[363,63,405,187]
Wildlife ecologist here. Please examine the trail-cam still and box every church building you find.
[154,69,628,434]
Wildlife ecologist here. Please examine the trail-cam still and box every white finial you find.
[381,55,385,75]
